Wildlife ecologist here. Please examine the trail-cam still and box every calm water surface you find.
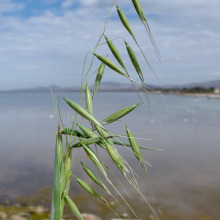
[0,92,219,219]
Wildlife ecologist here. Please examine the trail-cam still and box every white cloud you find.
[0,0,219,90]
[61,0,75,9]
[0,0,24,13]
[41,0,61,5]
[79,0,98,7]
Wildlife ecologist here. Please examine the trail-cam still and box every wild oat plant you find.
[51,0,161,219]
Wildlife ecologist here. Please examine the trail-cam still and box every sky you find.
[0,0,220,90]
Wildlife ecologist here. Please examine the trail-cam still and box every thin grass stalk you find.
[112,139,162,150]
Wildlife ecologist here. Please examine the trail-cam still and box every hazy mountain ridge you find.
[163,79,220,89]
[1,80,220,92]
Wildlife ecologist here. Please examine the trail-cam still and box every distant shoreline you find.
[173,92,220,98]
[1,90,220,98]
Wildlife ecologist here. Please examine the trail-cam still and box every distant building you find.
[214,88,220,94]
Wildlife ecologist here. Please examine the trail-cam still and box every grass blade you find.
[51,130,63,220]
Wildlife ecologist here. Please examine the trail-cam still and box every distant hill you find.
[1,85,80,93]
[97,80,220,90]
[97,82,133,91]
[184,80,220,89]
[162,80,220,89]
[1,79,220,92]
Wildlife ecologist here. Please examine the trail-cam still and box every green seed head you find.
[74,176,105,201]
[94,62,105,96]
[125,41,144,82]
[63,98,103,128]
[65,196,83,220]
[82,144,108,178]
[94,53,127,78]
[132,0,145,22]
[126,125,143,164]
[116,5,135,39]
[103,103,140,124]
[104,140,126,174]
[77,123,98,138]
[85,82,93,115]
[104,35,126,70]
[81,162,108,192]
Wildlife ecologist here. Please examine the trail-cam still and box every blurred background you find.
[0,0,220,219]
